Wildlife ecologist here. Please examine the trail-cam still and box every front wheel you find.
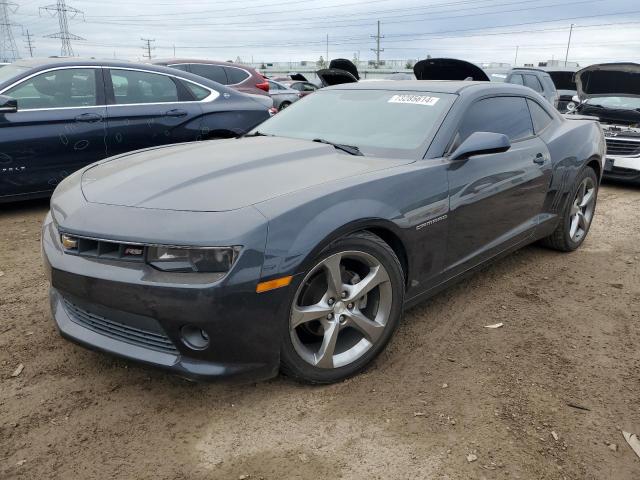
[280,231,404,384]
[278,101,291,111]
[542,166,598,251]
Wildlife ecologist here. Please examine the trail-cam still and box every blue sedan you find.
[0,58,271,202]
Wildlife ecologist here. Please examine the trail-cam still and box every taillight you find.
[256,81,270,92]
[268,107,278,116]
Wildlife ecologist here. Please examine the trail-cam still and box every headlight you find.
[146,246,241,273]
[566,102,576,112]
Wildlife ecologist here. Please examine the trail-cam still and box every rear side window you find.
[183,81,211,100]
[509,74,524,85]
[523,75,543,93]
[224,67,250,85]
[302,82,317,92]
[6,68,97,109]
[189,64,228,85]
[110,70,179,104]
[527,99,553,133]
[290,83,302,91]
[458,96,534,143]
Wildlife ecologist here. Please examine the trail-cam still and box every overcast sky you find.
[8,0,640,67]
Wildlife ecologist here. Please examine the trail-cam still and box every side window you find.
[109,70,179,104]
[189,64,228,85]
[183,81,211,100]
[225,67,250,85]
[168,64,190,72]
[290,83,302,91]
[527,99,553,133]
[457,96,534,144]
[303,83,317,92]
[268,80,281,90]
[523,75,543,93]
[6,68,97,109]
[509,74,524,85]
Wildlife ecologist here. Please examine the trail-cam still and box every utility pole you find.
[370,20,384,68]
[23,29,34,57]
[40,0,85,57]
[0,1,20,62]
[564,23,574,67]
[514,46,519,67]
[325,34,329,65]
[141,38,155,60]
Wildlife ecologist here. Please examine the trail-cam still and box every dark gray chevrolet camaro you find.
[42,81,605,384]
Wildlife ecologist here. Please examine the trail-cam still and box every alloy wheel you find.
[569,176,596,242]
[290,250,393,369]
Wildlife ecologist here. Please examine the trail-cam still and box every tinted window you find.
[509,74,524,85]
[523,75,543,93]
[6,68,97,109]
[168,64,190,72]
[110,70,178,104]
[189,64,227,84]
[527,99,553,133]
[458,97,534,143]
[289,82,302,91]
[225,67,250,84]
[268,80,282,90]
[183,81,210,100]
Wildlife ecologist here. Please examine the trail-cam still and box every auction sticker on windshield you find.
[388,94,440,106]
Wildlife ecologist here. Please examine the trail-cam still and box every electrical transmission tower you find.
[24,29,34,57]
[40,0,85,57]
[0,1,20,62]
[141,38,155,60]
[370,20,384,69]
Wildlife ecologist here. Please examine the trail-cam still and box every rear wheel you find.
[279,101,291,111]
[542,166,598,251]
[280,231,404,384]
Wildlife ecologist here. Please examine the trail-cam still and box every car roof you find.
[509,67,551,75]
[152,58,255,69]
[10,57,171,70]
[324,80,532,96]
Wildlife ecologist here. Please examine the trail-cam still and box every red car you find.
[153,59,270,96]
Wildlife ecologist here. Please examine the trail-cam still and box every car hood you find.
[575,62,640,99]
[81,138,412,212]
[413,58,490,81]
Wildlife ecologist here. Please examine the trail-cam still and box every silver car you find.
[268,79,301,111]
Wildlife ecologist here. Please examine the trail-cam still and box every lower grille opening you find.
[63,299,178,355]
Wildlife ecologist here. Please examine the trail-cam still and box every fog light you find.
[180,325,210,350]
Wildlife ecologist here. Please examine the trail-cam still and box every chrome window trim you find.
[0,65,219,112]
[168,62,250,86]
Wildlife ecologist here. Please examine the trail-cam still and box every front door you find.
[0,67,107,198]
[444,96,550,277]
[104,68,204,157]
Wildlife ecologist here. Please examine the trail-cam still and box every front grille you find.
[605,138,640,157]
[63,299,178,354]
[60,234,146,262]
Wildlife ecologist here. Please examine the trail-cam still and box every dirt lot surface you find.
[1,183,639,480]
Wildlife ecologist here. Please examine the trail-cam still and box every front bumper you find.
[603,155,640,182]
[42,208,291,382]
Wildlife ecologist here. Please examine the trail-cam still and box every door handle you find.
[165,109,188,118]
[74,113,103,123]
[533,153,545,165]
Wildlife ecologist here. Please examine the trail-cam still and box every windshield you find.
[0,64,30,86]
[252,89,456,157]
[584,97,640,110]
[548,71,576,91]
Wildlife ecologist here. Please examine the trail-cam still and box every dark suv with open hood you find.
[569,63,640,183]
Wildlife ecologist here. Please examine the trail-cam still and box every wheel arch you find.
[586,155,602,181]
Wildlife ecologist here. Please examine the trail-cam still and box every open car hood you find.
[413,58,490,81]
[575,63,640,100]
[316,58,360,86]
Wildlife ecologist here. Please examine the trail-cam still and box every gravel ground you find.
[1,182,639,480]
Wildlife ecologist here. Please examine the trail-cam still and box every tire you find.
[280,231,405,384]
[279,101,291,111]
[542,166,598,252]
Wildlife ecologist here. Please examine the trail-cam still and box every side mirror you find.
[0,95,17,114]
[450,132,511,161]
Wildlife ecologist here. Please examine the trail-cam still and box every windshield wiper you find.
[312,138,363,156]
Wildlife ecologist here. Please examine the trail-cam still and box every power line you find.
[141,37,155,59]
[23,28,34,57]
[371,20,384,67]
[40,0,85,57]
[0,1,20,62]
